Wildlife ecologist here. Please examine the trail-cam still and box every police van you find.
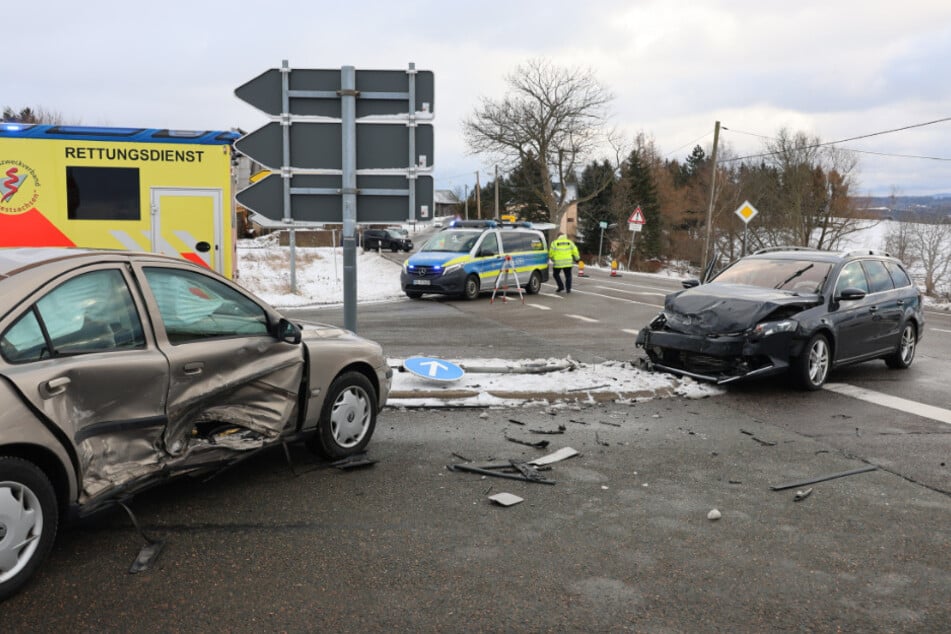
[400,220,549,299]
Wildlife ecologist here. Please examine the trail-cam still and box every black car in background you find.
[361,228,413,252]
[636,247,924,389]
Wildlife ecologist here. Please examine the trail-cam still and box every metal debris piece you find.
[330,452,377,470]
[509,460,550,482]
[529,447,579,466]
[504,434,550,449]
[488,492,524,507]
[599,421,621,427]
[508,418,526,426]
[447,463,556,485]
[770,465,877,491]
[452,452,472,462]
[794,487,814,502]
[118,502,165,574]
[569,419,588,425]
[595,432,609,447]
[750,436,777,446]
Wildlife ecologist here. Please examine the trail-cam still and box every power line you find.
[720,116,951,163]
[664,131,713,157]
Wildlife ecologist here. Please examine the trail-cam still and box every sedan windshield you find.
[713,258,832,293]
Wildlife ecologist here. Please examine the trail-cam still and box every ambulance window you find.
[67,166,141,221]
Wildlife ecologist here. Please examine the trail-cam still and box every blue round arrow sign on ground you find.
[403,356,465,382]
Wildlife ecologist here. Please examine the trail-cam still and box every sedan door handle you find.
[868,305,878,313]
[41,376,71,398]
[183,362,205,376]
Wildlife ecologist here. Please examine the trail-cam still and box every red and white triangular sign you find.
[628,207,646,224]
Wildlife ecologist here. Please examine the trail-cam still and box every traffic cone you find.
[577,261,587,277]
[610,259,621,277]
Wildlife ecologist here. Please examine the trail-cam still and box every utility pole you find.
[464,184,469,220]
[475,171,481,219]
[702,120,721,279]
[494,164,499,219]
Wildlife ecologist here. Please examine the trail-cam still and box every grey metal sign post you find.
[234,62,434,332]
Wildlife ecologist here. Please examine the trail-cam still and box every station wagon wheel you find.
[463,275,480,300]
[0,457,58,601]
[308,371,378,459]
[884,323,917,369]
[525,270,542,294]
[793,333,831,390]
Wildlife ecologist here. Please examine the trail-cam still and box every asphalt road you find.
[2,268,949,632]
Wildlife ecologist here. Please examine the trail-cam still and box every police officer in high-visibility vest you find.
[548,233,581,293]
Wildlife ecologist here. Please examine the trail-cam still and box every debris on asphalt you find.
[595,432,610,447]
[740,429,777,446]
[770,465,877,491]
[488,492,524,507]
[794,487,814,502]
[528,447,579,465]
[452,452,473,462]
[530,424,567,435]
[447,462,556,485]
[330,452,377,470]
[508,418,526,425]
[569,418,588,425]
[504,434,550,449]
[707,509,722,520]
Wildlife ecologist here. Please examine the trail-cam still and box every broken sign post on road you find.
[402,356,465,382]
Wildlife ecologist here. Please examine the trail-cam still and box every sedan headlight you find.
[751,319,798,338]
[443,263,462,275]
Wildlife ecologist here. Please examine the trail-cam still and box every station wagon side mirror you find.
[275,318,302,344]
[836,287,867,301]
[682,279,701,289]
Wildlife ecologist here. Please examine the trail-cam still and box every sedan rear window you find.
[713,258,832,292]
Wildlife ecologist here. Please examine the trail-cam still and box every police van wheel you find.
[405,291,423,299]
[463,275,480,300]
[525,270,542,294]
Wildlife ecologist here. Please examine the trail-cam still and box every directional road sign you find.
[234,121,434,171]
[236,68,435,118]
[402,356,465,382]
[236,172,434,224]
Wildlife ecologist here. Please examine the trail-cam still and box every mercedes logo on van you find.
[416,267,428,276]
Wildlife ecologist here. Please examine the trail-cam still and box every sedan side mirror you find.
[682,279,701,289]
[836,287,867,301]
[275,318,302,344]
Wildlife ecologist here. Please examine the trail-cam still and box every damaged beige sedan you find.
[0,248,390,600]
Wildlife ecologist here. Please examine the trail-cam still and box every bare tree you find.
[753,128,871,250]
[463,58,618,228]
[2,106,66,124]
[882,188,916,265]
[908,217,951,296]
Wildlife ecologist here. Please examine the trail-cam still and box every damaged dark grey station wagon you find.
[0,248,391,600]
[636,247,924,389]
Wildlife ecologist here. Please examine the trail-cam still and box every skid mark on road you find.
[824,383,951,426]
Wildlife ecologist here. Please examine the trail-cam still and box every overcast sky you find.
[15,1,951,197]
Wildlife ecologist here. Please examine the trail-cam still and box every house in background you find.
[434,189,460,218]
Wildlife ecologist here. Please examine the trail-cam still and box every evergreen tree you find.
[577,160,616,255]
[619,148,661,259]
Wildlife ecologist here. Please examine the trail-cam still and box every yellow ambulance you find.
[0,124,239,278]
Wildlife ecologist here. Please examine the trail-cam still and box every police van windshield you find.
[420,230,482,253]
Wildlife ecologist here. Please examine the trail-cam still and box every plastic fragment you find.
[707,509,721,520]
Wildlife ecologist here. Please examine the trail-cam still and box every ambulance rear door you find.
[150,187,223,274]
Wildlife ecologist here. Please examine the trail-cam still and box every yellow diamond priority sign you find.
[735,200,759,224]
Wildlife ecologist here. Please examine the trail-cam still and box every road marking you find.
[596,285,666,297]
[567,314,599,323]
[526,303,552,310]
[931,328,951,334]
[622,329,640,336]
[824,383,951,426]
[554,287,664,309]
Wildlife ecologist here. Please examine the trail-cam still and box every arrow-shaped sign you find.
[419,360,448,377]
[402,356,465,382]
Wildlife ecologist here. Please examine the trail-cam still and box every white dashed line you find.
[526,303,552,310]
[824,383,951,426]
[931,328,951,334]
[567,314,599,323]
[621,329,640,336]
